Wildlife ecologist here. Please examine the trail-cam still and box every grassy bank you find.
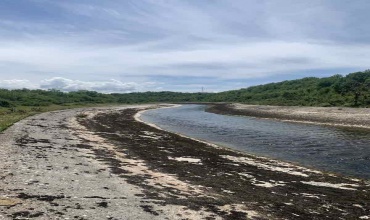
[0,104,115,132]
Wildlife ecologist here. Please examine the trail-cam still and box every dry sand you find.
[0,106,217,219]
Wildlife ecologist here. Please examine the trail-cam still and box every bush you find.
[0,99,12,107]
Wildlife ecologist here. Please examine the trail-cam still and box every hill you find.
[210,70,370,107]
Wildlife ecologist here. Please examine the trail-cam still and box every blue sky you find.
[0,0,369,93]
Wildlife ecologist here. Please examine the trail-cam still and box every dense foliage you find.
[1,70,370,108]
[214,70,370,107]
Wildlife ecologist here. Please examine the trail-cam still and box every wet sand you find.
[207,103,370,130]
[0,105,369,219]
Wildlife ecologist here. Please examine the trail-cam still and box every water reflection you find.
[141,105,370,179]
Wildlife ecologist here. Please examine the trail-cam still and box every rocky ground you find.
[0,104,369,219]
[207,103,370,130]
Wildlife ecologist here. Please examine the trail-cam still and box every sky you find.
[0,0,369,93]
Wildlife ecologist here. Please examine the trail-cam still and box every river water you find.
[140,105,370,179]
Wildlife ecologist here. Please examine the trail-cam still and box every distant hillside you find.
[0,89,210,107]
[0,70,370,108]
[210,70,370,107]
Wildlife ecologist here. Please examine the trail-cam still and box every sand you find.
[207,103,370,129]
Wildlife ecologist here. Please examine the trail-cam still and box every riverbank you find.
[0,104,120,132]
[0,105,369,219]
[207,103,370,129]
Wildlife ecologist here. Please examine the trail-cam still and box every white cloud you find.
[0,79,37,90]
[0,77,159,93]
[39,77,138,93]
[0,40,369,80]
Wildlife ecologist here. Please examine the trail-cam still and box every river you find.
[140,104,370,179]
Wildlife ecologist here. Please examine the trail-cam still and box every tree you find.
[334,71,370,106]
[0,99,12,107]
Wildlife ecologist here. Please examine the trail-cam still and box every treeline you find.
[0,89,116,107]
[1,70,370,108]
[0,89,210,107]
[213,70,370,107]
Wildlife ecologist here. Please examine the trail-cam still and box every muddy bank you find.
[0,105,369,219]
[207,103,370,129]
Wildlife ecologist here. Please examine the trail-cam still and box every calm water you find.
[141,105,370,179]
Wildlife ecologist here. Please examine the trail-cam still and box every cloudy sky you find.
[0,0,369,93]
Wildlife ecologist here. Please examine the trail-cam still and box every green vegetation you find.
[214,70,370,107]
[0,104,113,132]
[1,70,370,131]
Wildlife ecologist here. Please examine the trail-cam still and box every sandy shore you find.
[207,103,370,129]
[0,105,369,219]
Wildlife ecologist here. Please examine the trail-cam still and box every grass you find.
[0,103,119,132]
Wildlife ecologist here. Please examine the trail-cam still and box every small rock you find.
[97,201,108,208]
